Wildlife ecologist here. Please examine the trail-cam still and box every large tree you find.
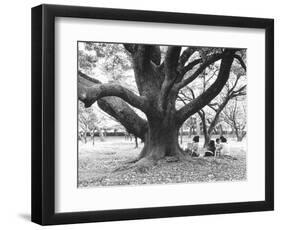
[78,44,246,169]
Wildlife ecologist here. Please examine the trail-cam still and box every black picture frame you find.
[31,4,274,225]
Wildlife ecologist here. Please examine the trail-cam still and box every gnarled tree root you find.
[112,157,156,173]
[112,147,189,173]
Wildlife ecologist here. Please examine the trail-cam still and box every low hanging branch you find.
[97,98,148,141]
[78,82,148,112]
[78,71,148,140]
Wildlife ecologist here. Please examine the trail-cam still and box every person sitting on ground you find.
[215,138,222,157]
[191,136,200,157]
[220,136,230,156]
[204,140,216,157]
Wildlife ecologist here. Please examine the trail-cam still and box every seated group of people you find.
[190,135,229,157]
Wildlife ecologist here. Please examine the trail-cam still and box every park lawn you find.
[78,136,247,187]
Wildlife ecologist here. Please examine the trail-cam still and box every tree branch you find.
[177,95,188,105]
[175,53,224,90]
[133,45,155,68]
[78,71,148,140]
[207,104,218,112]
[230,85,247,98]
[228,73,241,94]
[165,46,182,74]
[78,82,148,113]
[176,58,202,83]
[158,46,182,112]
[207,97,229,134]
[97,97,148,141]
[123,44,138,54]
[175,49,236,126]
[178,47,197,68]
[234,54,247,71]
[150,45,161,65]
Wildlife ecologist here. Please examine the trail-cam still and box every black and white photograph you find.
[29,3,273,226]
[78,42,247,187]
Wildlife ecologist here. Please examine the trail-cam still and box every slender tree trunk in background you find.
[92,128,95,146]
[196,117,201,135]
[200,97,230,147]
[189,126,192,138]
[99,128,105,142]
[237,135,243,142]
[213,127,218,135]
[219,124,223,136]
[235,129,246,142]
[242,131,247,141]
[135,136,138,148]
[82,126,87,143]
[231,128,235,136]
[83,132,87,143]
[180,126,183,145]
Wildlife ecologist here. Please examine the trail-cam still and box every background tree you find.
[185,116,198,137]
[223,98,247,141]
[177,55,246,146]
[79,100,123,144]
[78,101,97,144]
[78,43,246,169]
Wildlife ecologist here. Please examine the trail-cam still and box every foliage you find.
[79,42,133,84]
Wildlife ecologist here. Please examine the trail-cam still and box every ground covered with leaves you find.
[78,137,246,188]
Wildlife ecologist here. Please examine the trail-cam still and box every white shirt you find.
[220,143,230,155]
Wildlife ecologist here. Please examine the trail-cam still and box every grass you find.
[78,136,247,188]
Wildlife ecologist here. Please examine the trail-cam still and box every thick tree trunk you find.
[138,118,183,162]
